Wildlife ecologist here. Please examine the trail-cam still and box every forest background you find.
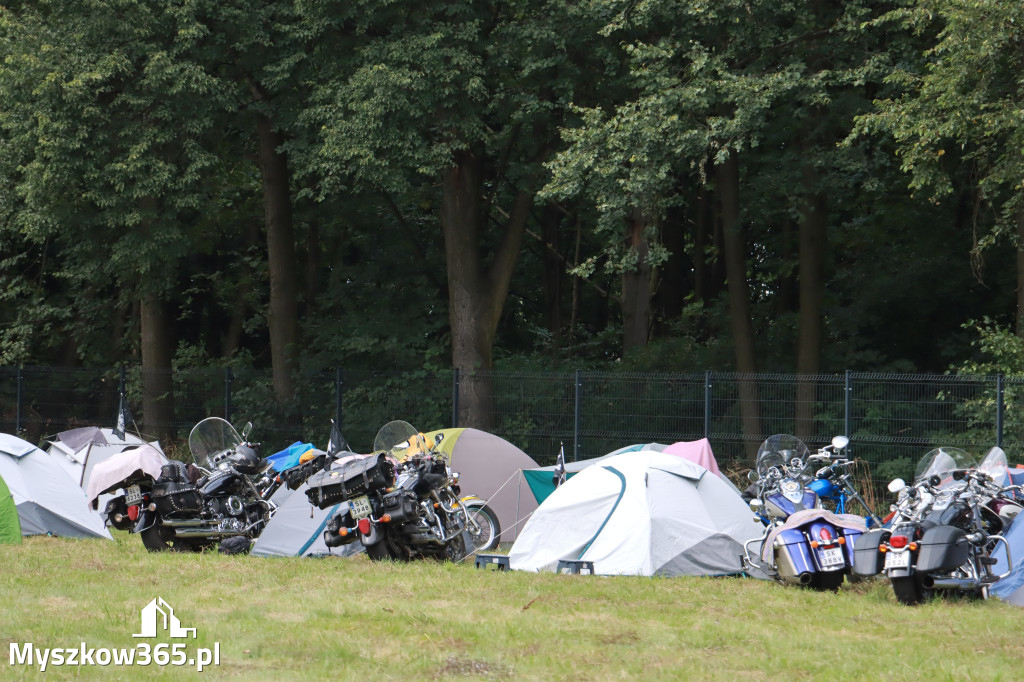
[3,0,1024,470]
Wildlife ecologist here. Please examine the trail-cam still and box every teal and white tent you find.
[509,451,763,577]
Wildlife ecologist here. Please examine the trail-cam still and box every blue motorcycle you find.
[743,434,867,590]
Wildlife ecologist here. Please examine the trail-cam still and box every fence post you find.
[451,368,460,428]
[15,368,23,436]
[996,373,1005,448]
[573,370,582,462]
[224,367,233,422]
[335,368,343,432]
[704,370,712,438]
[844,370,852,445]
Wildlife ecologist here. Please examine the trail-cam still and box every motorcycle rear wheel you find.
[891,576,932,605]
[812,571,845,592]
[465,502,501,552]
[140,525,202,553]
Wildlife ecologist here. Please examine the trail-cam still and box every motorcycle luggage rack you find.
[474,553,510,571]
[557,560,595,575]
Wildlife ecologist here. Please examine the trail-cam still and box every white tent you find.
[251,457,364,558]
[0,433,112,539]
[508,451,763,577]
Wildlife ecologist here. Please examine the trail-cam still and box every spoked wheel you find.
[440,531,467,563]
[464,502,501,552]
[811,571,845,592]
[891,576,932,605]
[365,532,404,561]
[140,524,202,552]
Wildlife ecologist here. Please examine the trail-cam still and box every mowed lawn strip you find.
[1,533,1022,680]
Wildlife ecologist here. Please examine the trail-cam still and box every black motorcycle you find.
[104,417,284,551]
[305,420,472,562]
[853,446,1017,604]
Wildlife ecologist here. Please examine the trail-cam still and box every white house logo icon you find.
[133,597,197,639]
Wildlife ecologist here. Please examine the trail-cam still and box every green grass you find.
[2,533,1023,680]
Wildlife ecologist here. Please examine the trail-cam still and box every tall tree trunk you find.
[716,154,762,456]
[140,294,175,441]
[540,202,563,343]
[622,207,653,352]
[795,177,827,440]
[257,113,300,406]
[1017,206,1024,337]
[442,150,531,429]
[223,218,261,357]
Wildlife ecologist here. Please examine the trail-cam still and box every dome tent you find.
[509,451,764,577]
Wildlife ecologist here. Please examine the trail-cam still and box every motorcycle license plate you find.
[819,547,845,568]
[124,484,143,506]
[884,550,910,570]
[349,496,372,519]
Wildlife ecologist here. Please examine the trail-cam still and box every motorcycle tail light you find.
[818,528,833,543]
[357,518,371,535]
[889,535,909,549]
[127,505,139,521]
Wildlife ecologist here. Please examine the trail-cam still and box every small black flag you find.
[552,443,566,488]
[327,419,350,457]
[112,392,133,440]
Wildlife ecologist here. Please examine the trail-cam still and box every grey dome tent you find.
[0,433,111,539]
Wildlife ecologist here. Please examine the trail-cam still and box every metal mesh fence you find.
[2,367,1020,491]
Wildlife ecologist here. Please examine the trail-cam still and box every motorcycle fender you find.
[133,509,158,534]
[852,528,888,576]
[916,525,970,573]
[360,524,382,546]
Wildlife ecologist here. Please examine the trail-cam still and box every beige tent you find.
[425,428,540,543]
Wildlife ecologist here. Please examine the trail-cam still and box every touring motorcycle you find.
[305,420,486,561]
[102,417,284,551]
[853,446,1020,604]
[742,434,867,590]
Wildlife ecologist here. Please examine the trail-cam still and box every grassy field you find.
[2,533,1023,681]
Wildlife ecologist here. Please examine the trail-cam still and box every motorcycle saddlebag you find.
[305,453,395,509]
[852,528,887,576]
[151,480,204,516]
[916,525,970,573]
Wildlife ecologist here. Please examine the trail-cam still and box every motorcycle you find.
[305,420,485,561]
[742,434,866,590]
[102,417,281,552]
[807,445,883,528]
[852,446,1020,604]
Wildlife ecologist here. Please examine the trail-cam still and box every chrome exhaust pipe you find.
[921,576,980,590]
[798,572,813,585]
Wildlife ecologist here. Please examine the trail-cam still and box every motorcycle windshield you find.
[755,434,810,477]
[188,417,243,468]
[372,420,436,462]
[914,447,976,483]
[979,446,1010,488]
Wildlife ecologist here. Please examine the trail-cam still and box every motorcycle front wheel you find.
[891,576,932,605]
[465,502,501,552]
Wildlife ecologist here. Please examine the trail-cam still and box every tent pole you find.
[79,442,94,487]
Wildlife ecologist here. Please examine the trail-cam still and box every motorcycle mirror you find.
[242,422,253,439]
[831,435,849,450]
[887,478,906,494]
[747,470,759,482]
